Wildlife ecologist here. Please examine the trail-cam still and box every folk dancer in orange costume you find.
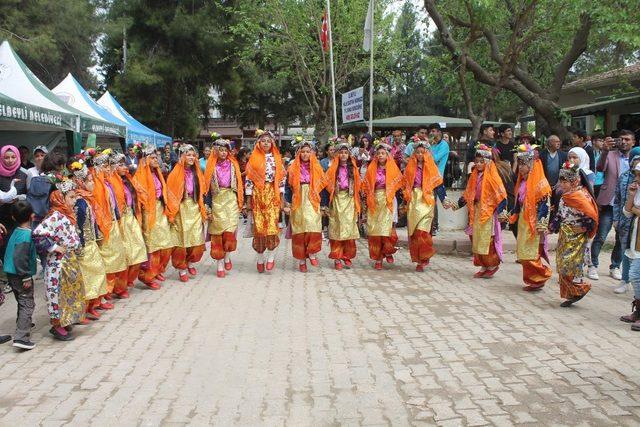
[284,139,327,272]
[402,142,448,272]
[507,143,552,291]
[166,144,207,283]
[362,142,403,270]
[245,130,286,273]
[136,144,174,289]
[203,138,244,278]
[450,144,507,279]
[92,150,127,308]
[548,162,598,307]
[324,141,361,270]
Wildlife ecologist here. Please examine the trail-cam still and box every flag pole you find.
[368,1,374,135]
[327,0,338,137]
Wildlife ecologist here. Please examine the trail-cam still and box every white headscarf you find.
[568,147,592,175]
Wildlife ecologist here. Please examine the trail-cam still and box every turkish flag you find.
[320,10,329,52]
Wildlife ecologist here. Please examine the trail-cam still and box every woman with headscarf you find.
[325,142,361,270]
[450,144,507,279]
[166,144,207,282]
[204,139,244,278]
[568,146,595,188]
[362,143,403,270]
[507,144,552,291]
[93,150,128,308]
[32,177,85,341]
[70,159,108,320]
[548,162,598,307]
[402,142,447,271]
[0,145,27,256]
[136,145,175,289]
[245,130,286,272]
[284,140,326,272]
[111,152,148,294]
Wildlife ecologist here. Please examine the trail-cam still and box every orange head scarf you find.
[325,155,361,215]
[203,151,244,209]
[287,148,327,212]
[136,156,168,230]
[121,170,147,224]
[562,186,599,239]
[73,172,107,228]
[245,138,285,204]
[402,149,443,205]
[463,160,507,225]
[91,168,113,239]
[48,190,77,226]
[363,153,403,214]
[166,150,207,222]
[513,158,551,237]
[106,170,126,215]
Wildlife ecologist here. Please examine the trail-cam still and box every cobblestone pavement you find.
[1,237,639,426]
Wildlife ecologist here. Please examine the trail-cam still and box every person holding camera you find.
[588,130,635,281]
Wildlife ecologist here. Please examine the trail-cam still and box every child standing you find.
[3,200,37,350]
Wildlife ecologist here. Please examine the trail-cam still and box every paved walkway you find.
[0,237,638,426]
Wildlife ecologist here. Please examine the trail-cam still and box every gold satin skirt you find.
[516,212,540,261]
[367,190,394,237]
[328,191,359,241]
[121,209,148,266]
[144,199,175,253]
[78,240,108,300]
[472,202,493,256]
[209,188,239,235]
[407,188,435,237]
[172,198,205,248]
[252,183,280,236]
[290,184,322,235]
[99,220,128,274]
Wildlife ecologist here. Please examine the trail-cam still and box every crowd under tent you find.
[97,91,172,147]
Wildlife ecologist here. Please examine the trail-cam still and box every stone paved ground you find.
[0,236,639,426]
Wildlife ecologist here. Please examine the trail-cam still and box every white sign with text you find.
[341,87,364,123]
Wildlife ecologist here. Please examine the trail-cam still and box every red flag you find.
[320,10,329,52]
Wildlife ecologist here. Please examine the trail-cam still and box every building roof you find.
[563,63,640,92]
[339,115,512,130]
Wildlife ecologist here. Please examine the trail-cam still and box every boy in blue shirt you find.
[3,200,37,350]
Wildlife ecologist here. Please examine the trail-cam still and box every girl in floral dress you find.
[33,178,86,341]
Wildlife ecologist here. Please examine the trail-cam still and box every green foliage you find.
[0,0,100,89]
[99,0,242,138]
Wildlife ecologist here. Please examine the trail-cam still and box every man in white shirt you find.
[25,146,48,190]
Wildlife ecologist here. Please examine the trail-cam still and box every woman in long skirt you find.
[204,139,244,278]
[111,152,148,295]
[549,162,598,307]
[70,160,108,320]
[167,144,207,282]
[245,130,286,272]
[93,150,128,307]
[509,144,552,291]
[285,140,326,272]
[362,143,403,270]
[402,142,447,271]
[451,144,507,278]
[325,141,361,270]
[136,145,175,289]
[33,178,85,341]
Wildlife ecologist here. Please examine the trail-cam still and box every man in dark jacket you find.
[539,135,567,187]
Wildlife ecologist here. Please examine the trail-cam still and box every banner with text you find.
[341,87,364,124]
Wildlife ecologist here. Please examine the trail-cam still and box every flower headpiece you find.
[293,138,314,152]
[93,151,110,168]
[48,173,76,194]
[69,159,89,180]
[336,141,351,151]
[108,150,126,165]
[141,143,156,156]
[179,143,196,155]
[559,161,580,181]
[374,141,392,152]
[211,132,220,141]
[255,129,275,141]
[214,138,232,150]
[475,143,493,160]
[130,142,143,154]
[514,143,539,164]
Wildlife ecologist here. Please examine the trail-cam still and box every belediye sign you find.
[341,87,364,124]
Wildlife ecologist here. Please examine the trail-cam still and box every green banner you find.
[0,95,77,131]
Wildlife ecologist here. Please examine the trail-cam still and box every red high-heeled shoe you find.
[156,273,166,282]
[217,270,225,278]
[188,266,197,276]
[257,263,265,273]
[179,273,189,282]
[299,263,308,273]
[334,260,343,270]
[266,260,275,271]
[145,282,160,290]
[225,260,232,271]
[309,258,319,267]
[374,261,383,270]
